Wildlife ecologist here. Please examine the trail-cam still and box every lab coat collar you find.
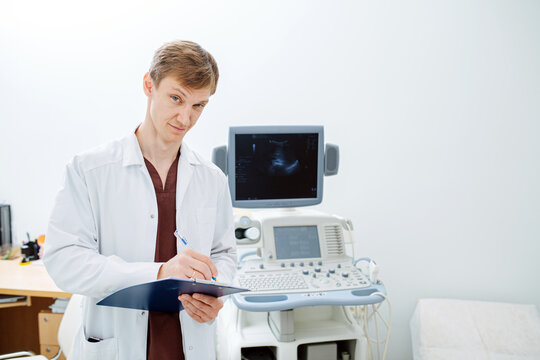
[121,132,201,167]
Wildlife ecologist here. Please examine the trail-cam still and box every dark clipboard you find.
[97,278,249,313]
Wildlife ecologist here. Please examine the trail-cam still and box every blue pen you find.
[174,230,217,281]
[174,230,189,252]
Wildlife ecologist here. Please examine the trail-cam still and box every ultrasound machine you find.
[212,126,390,360]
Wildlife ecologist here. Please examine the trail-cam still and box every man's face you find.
[144,74,210,144]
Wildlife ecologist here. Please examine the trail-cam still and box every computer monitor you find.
[228,126,324,208]
[0,205,12,251]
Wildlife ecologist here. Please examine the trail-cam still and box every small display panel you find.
[274,226,321,260]
[235,133,319,201]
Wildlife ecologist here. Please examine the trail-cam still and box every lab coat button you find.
[150,214,155,219]
[141,311,146,315]
[189,346,193,350]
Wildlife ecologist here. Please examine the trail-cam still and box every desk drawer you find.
[38,311,63,345]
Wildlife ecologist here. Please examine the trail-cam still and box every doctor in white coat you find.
[44,40,236,360]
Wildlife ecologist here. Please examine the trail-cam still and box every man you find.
[44,40,236,360]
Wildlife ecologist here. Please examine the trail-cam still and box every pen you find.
[174,230,216,282]
[174,230,189,252]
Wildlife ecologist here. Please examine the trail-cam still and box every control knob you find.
[235,227,261,241]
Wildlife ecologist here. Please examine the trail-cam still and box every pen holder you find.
[21,240,40,261]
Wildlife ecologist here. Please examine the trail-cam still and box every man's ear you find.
[143,72,153,97]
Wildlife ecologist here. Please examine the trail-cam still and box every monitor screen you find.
[228,126,324,208]
[274,226,321,260]
[0,205,12,249]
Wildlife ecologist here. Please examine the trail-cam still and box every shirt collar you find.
[121,132,200,167]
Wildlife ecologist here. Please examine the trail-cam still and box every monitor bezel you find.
[228,125,324,208]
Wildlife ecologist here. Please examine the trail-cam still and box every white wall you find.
[1,0,539,358]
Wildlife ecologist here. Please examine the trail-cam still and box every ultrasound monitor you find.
[228,126,324,208]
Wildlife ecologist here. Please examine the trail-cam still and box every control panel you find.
[237,259,370,295]
[231,209,386,311]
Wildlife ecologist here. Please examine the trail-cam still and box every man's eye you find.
[171,96,181,102]
[194,104,206,109]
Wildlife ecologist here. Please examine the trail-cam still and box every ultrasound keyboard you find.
[236,259,371,295]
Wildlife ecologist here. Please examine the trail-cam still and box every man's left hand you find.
[178,293,224,323]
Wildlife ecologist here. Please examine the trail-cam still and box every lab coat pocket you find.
[196,207,216,254]
[80,332,118,360]
[180,311,216,360]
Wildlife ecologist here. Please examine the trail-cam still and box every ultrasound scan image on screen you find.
[235,133,318,201]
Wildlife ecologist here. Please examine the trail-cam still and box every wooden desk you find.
[0,258,71,356]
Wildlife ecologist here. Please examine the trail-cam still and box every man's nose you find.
[176,106,192,125]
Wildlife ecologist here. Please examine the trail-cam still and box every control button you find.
[314,267,321,273]
[318,261,323,266]
[302,270,309,275]
[336,283,341,287]
[299,262,304,267]
[239,216,251,226]
[281,263,285,268]
[329,268,335,274]
[290,262,295,267]
[312,273,317,278]
[245,227,260,240]
[337,264,342,269]
[326,273,330,278]
[259,264,264,269]
[309,261,313,266]
[342,272,349,278]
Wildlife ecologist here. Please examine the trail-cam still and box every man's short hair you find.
[149,40,219,95]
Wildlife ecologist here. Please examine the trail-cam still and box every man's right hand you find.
[157,248,218,281]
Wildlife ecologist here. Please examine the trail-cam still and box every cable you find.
[350,291,392,360]
[237,250,258,267]
[353,257,375,266]
[371,292,392,360]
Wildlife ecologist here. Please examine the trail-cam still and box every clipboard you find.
[97,278,249,313]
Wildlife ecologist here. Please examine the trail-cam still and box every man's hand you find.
[179,293,224,323]
[157,248,218,280]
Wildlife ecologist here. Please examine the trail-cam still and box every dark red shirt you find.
[145,153,184,360]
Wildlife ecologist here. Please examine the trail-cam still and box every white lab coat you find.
[44,133,237,360]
